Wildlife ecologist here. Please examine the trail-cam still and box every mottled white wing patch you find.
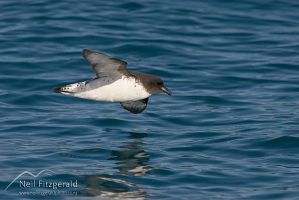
[82,49,129,78]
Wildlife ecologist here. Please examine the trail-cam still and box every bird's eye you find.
[157,82,163,86]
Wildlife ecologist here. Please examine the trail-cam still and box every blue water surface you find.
[1,0,299,199]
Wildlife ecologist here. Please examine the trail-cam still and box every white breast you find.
[74,77,151,102]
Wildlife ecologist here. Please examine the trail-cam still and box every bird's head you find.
[148,77,172,96]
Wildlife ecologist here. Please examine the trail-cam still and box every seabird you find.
[54,49,172,114]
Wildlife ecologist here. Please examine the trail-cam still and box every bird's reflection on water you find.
[110,132,152,177]
[79,131,151,199]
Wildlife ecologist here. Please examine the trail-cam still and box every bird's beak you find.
[161,86,172,96]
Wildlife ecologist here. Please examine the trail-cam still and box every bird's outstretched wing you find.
[82,49,130,78]
[120,98,149,114]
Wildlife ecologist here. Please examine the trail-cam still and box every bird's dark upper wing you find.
[120,98,149,114]
[82,49,129,78]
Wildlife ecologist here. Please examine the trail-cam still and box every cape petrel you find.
[54,49,172,114]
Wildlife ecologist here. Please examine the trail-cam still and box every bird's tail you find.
[54,81,87,94]
[54,86,74,94]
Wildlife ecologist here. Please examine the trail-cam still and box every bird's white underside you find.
[62,76,151,102]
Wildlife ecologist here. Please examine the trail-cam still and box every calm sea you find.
[1,0,299,199]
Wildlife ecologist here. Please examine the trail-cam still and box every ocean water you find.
[1,0,299,199]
